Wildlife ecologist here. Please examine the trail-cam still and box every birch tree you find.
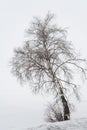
[10,13,87,121]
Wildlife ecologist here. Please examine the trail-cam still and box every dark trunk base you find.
[60,88,70,121]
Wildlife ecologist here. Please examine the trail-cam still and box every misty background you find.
[0,0,87,130]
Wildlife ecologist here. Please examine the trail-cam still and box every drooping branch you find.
[10,12,87,121]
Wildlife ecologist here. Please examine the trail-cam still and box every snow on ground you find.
[27,118,87,130]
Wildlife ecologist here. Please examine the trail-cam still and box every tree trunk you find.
[51,71,70,121]
[59,87,70,121]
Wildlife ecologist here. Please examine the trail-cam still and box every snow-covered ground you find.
[27,118,87,130]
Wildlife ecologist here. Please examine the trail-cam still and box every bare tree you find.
[10,13,87,121]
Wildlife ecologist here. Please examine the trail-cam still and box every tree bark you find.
[59,87,70,121]
[49,68,70,121]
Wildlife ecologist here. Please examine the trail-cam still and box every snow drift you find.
[27,118,87,130]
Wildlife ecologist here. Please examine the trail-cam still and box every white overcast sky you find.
[0,0,87,130]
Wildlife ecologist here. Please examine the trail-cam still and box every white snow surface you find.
[27,118,87,130]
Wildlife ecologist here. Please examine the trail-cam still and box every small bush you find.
[45,103,63,122]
